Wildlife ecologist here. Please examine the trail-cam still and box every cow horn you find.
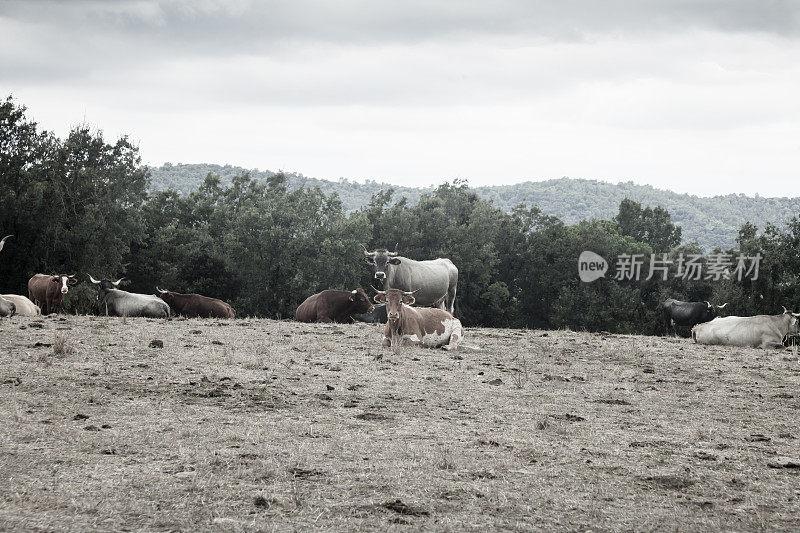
[370,285,385,294]
[88,274,101,284]
[705,301,711,308]
[404,289,420,295]
[387,243,399,257]
[793,312,800,318]
[717,303,728,308]
[112,278,124,287]
[783,306,789,314]
[361,244,374,257]
[156,287,167,294]
[0,234,12,251]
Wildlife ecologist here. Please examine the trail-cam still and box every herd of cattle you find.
[1,235,797,350]
[0,241,465,351]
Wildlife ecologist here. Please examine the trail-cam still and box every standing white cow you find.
[363,246,458,313]
[692,308,800,349]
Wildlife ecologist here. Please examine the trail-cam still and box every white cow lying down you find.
[692,309,799,349]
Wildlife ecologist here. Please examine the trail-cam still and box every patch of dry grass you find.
[0,316,799,531]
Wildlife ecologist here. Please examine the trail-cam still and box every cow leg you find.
[441,319,463,351]
[446,286,457,314]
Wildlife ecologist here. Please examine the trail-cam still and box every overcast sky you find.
[1,1,798,197]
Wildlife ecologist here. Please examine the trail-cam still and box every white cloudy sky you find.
[1,1,798,197]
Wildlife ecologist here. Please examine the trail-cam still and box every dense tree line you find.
[148,164,800,251]
[2,95,799,333]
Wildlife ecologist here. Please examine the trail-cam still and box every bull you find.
[156,288,235,318]
[89,275,170,318]
[295,288,373,323]
[363,246,458,313]
[28,273,78,314]
[692,308,800,349]
[2,295,40,316]
[661,298,727,335]
[0,296,15,317]
[375,288,463,351]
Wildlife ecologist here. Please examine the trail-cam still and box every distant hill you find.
[148,163,800,250]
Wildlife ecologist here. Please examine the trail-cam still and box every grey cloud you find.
[4,1,800,52]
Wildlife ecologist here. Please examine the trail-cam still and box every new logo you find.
[578,251,608,282]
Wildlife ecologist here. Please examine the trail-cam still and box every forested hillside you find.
[5,95,800,334]
[149,163,800,250]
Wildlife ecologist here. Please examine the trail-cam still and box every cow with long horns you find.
[156,288,235,318]
[89,275,170,318]
[363,245,458,313]
[28,273,78,314]
[375,288,463,351]
[661,298,728,335]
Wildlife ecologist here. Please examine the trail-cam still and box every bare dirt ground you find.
[1,315,799,532]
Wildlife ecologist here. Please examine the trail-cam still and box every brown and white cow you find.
[295,288,373,323]
[28,273,78,314]
[156,288,235,318]
[375,288,463,351]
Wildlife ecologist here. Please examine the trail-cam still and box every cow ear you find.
[364,256,375,264]
[51,277,60,283]
[402,295,416,305]
[67,278,78,286]
[389,258,401,265]
[374,293,386,304]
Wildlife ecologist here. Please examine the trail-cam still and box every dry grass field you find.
[1,315,799,531]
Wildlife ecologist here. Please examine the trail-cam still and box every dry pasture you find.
[1,315,799,531]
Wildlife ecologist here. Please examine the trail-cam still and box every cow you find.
[363,246,458,313]
[661,298,728,335]
[28,273,78,314]
[692,308,800,349]
[0,296,15,317]
[0,234,12,252]
[352,303,388,324]
[295,288,373,323]
[1,295,40,316]
[88,275,170,318]
[156,288,235,318]
[375,288,463,351]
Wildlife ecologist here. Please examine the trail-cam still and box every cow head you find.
[156,287,175,305]
[782,306,800,336]
[363,245,401,282]
[705,301,728,319]
[52,274,78,295]
[374,288,417,322]
[88,275,123,301]
[347,288,374,315]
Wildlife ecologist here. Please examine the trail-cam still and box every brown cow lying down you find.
[156,288,235,318]
[295,288,373,323]
[375,288,463,351]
